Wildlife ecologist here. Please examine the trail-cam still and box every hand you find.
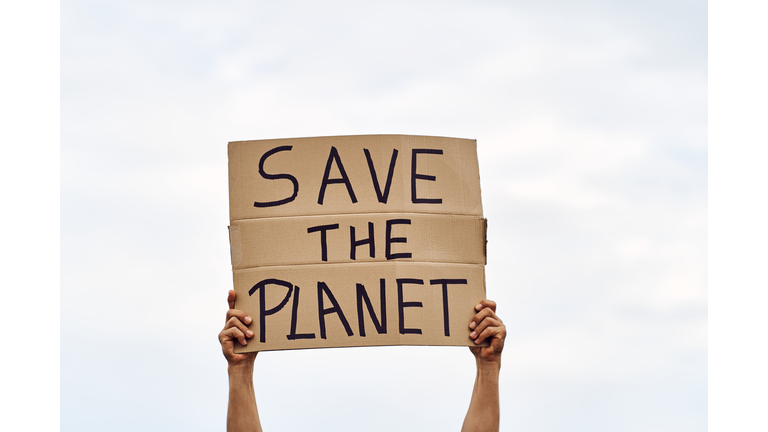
[219,290,257,369]
[468,299,506,365]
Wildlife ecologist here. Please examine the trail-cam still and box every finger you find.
[474,299,497,314]
[469,316,502,341]
[228,290,236,310]
[470,313,502,335]
[219,326,248,347]
[225,309,253,327]
[219,326,246,345]
[473,322,505,345]
[225,316,254,340]
[469,306,499,330]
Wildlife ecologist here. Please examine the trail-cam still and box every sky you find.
[58,1,706,431]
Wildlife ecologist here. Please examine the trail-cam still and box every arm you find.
[218,290,262,432]
[462,299,506,432]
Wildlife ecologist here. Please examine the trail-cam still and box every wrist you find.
[476,355,501,375]
[228,361,254,378]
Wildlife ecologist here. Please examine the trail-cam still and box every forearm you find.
[461,359,501,432]
[227,363,263,432]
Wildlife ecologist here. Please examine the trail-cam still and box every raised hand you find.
[219,290,257,368]
[468,299,506,365]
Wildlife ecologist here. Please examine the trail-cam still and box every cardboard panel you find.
[228,135,482,220]
[229,214,487,269]
[232,262,486,353]
[228,135,487,352]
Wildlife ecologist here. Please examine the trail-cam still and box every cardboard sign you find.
[228,135,487,352]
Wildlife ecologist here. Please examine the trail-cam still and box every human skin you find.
[218,291,506,432]
[219,291,261,432]
[462,299,506,432]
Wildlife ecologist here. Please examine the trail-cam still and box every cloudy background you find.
[59,1,706,431]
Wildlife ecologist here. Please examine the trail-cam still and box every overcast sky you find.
[60,1,707,431]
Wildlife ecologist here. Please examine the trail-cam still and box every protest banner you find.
[228,135,487,352]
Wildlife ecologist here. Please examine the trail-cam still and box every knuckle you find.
[238,322,251,333]
[228,308,244,316]
[224,327,244,339]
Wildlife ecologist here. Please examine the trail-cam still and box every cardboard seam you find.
[230,211,485,223]
[232,261,486,273]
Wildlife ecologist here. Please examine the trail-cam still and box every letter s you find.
[254,145,299,207]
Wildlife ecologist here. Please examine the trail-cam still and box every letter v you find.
[364,148,398,204]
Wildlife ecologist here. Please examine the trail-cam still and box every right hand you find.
[218,290,257,368]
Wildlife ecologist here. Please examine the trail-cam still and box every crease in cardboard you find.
[229,225,242,267]
[232,260,486,274]
[230,211,480,224]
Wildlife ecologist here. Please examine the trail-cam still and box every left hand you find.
[468,299,506,365]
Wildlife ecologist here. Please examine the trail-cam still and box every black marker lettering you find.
[248,278,293,343]
[253,146,299,208]
[397,278,423,335]
[287,285,316,340]
[386,219,412,260]
[317,282,354,339]
[429,279,468,337]
[307,224,340,262]
[411,148,443,204]
[364,148,398,204]
[350,222,375,260]
[356,279,387,337]
[318,146,357,205]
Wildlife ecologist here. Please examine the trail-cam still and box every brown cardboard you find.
[228,135,483,220]
[229,214,487,269]
[228,135,487,352]
[232,262,486,353]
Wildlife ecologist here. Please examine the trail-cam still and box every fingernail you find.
[470,331,477,338]
[469,321,476,329]
[474,338,480,344]
[475,304,483,311]
[246,330,253,337]
[244,316,252,324]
